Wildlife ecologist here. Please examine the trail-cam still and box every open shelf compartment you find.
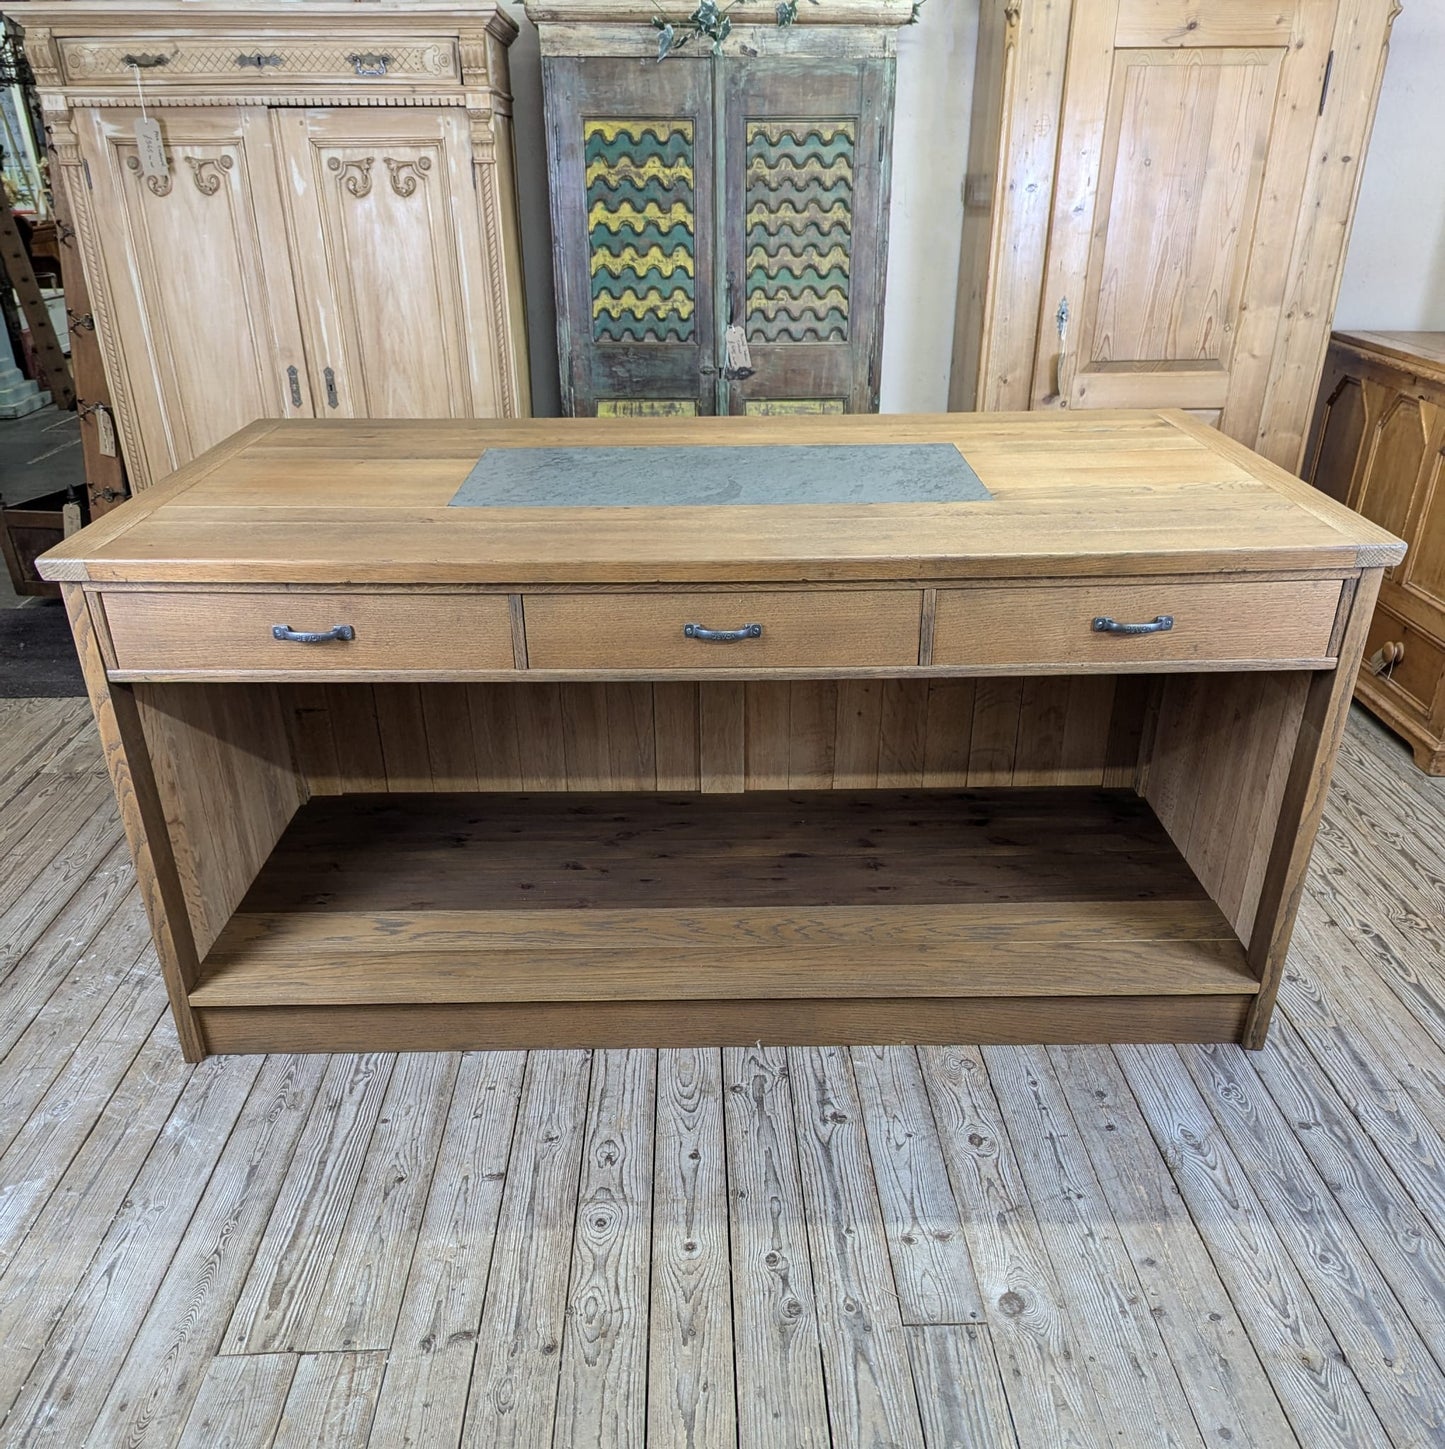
[189,788,1259,1051]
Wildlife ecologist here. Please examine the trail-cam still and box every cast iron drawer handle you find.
[272,624,356,644]
[1092,615,1174,635]
[683,622,763,643]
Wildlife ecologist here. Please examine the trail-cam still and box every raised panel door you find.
[77,107,311,486]
[1304,363,1369,506]
[1032,0,1337,443]
[1402,448,1445,618]
[273,108,502,420]
[721,57,894,415]
[542,56,716,417]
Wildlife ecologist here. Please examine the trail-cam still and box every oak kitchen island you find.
[38,412,1403,1060]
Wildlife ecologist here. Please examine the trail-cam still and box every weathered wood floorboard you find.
[0,700,1443,1446]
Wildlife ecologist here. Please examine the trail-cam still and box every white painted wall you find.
[500,0,1440,417]
[1335,1,1445,331]
[877,0,976,411]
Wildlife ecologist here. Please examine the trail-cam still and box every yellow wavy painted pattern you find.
[588,200,694,231]
[746,288,849,317]
[592,288,696,320]
[586,118,695,144]
[590,245,696,279]
[748,120,853,144]
[747,244,851,274]
[745,200,850,228]
[745,157,853,186]
[585,156,695,188]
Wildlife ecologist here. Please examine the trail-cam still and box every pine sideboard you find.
[1304,330,1445,773]
[39,411,1402,1060]
[20,3,531,491]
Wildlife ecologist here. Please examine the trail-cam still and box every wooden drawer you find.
[57,36,460,87]
[932,580,1342,670]
[523,590,923,670]
[1359,603,1445,720]
[102,591,514,674]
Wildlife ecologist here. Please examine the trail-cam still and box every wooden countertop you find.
[1333,330,1445,380]
[38,410,1406,586]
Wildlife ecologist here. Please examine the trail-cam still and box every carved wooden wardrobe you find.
[21,4,531,490]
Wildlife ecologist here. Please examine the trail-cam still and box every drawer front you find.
[933,581,1342,669]
[58,37,460,87]
[524,591,923,670]
[1359,603,1445,720]
[103,591,514,674]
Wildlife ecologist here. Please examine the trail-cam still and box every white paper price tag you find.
[96,406,117,458]
[134,117,168,180]
[724,324,752,373]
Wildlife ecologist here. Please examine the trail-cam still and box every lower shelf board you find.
[190,788,1258,1048]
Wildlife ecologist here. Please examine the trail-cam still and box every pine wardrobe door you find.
[271,107,506,420]
[541,55,717,417]
[77,106,312,487]
[1030,0,1339,459]
[721,55,895,417]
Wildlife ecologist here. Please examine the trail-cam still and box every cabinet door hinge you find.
[1319,49,1335,115]
[82,158,93,191]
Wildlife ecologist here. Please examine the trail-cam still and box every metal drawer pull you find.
[1092,614,1174,636]
[683,622,763,643]
[272,624,356,644]
[349,51,392,77]
[123,53,170,68]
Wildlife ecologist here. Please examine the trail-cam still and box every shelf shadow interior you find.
[192,789,1258,1031]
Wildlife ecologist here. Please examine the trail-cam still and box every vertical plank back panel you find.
[284,676,1151,799]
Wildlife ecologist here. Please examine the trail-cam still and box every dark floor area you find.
[1,406,84,617]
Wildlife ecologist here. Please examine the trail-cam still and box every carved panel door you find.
[273,108,502,420]
[1031,0,1338,435]
[76,107,310,483]
[721,58,893,416]
[543,57,716,417]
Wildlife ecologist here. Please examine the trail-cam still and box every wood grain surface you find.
[37,412,1403,585]
[5,698,1444,1446]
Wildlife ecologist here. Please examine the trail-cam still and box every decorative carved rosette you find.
[125,155,172,196]
[382,155,432,197]
[187,154,235,195]
[327,155,374,198]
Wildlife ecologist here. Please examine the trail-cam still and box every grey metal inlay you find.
[448,443,992,509]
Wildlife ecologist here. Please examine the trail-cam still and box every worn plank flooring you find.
[1,696,1444,1447]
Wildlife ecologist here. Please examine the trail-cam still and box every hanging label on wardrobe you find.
[725,325,752,373]
[133,118,168,181]
[96,406,117,458]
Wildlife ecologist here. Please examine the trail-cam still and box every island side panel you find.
[1143,571,1383,1048]
[61,583,207,1061]
[1243,569,1383,1047]
[132,681,308,959]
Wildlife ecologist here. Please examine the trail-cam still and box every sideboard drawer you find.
[102,591,514,674]
[932,580,1342,669]
[1359,601,1445,720]
[524,590,923,670]
[57,36,461,87]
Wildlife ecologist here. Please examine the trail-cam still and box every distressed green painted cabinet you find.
[529,3,906,416]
